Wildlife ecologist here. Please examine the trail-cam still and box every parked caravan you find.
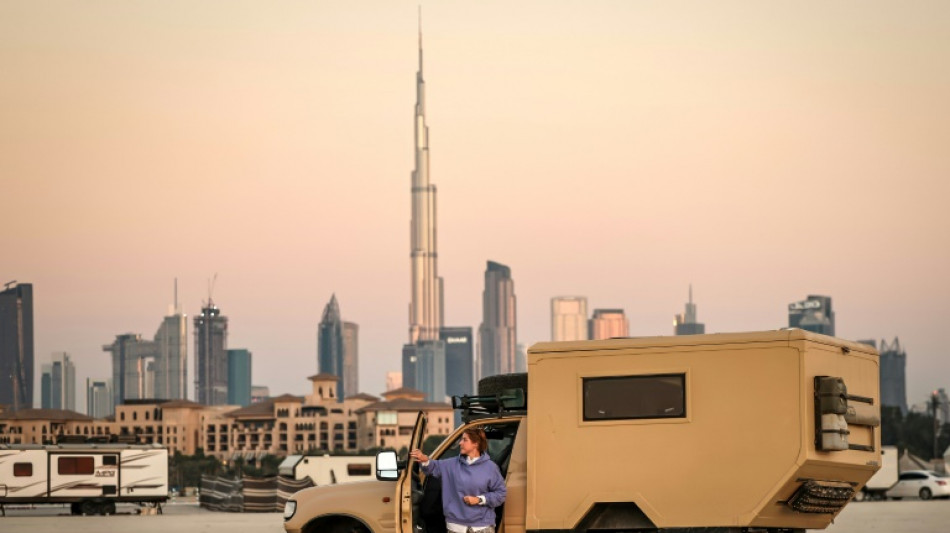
[278,455,376,486]
[857,446,898,500]
[0,443,168,515]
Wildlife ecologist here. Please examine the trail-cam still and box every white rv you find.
[278,455,376,485]
[0,443,168,515]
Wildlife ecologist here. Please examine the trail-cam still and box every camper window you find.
[583,374,686,421]
[103,455,118,465]
[58,456,95,475]
[347,463,372,476]
[13,463,32,477]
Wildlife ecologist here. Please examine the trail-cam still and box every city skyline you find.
[2,1,948,406]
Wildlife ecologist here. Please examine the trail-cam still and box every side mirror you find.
[376,451,400,481]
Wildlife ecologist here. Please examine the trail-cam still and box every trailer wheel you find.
[81,500,97,515]
[102,501,116,515]
[70,503,81,515]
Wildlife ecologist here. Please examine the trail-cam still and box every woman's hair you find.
[463,427,489,454]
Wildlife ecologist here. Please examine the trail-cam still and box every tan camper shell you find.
[284,330,881,533]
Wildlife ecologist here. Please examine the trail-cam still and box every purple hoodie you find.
[423,453,507,528]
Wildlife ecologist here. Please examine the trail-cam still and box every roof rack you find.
[452,388,526,422]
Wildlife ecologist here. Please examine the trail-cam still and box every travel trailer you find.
[0,443,168,515]
[279,455,377,485]
[857,446,898,500]
[284,330,882,533]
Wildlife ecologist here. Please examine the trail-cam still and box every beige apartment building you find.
[0,375,454,459]
[0,408,97,445]
[355,387,454,451]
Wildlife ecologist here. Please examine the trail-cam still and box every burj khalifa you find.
[408,19,443,344]
[403,16,446,402]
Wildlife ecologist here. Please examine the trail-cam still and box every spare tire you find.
[478,373,528,408]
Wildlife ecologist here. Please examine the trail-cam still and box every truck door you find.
[398,412,427,533]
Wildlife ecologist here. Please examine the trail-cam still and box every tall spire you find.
[418,5,423,75]
[408,9,443,344]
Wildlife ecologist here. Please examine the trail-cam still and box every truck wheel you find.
[919,487,933,500]
[315,518,369,533]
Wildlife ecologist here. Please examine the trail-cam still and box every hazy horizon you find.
[2,1,948,410]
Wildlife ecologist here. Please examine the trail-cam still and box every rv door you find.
[397,411,427,533]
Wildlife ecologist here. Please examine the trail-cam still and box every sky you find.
[2,1,948,409]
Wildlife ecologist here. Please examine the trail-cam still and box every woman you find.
[409,428,507,533]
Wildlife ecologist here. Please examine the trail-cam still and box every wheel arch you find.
[302,513,373,533]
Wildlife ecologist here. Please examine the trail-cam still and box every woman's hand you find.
[462,495,480,506]
[409,449,428,463]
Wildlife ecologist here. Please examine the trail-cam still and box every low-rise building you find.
[201,374,379,461]
[0,408,98,444]
[0,376,455,458]
[356,387,454,452]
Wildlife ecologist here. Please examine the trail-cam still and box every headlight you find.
[283,500,297,520]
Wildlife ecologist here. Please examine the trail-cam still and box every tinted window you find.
[584,374,686,421]
[14,462,32,477]
[103,455,117,466]
[58,456,95,475]
[347,463,372,476]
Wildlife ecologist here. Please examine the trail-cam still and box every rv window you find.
[583,374,686,421]
[347,463,372,476]
[58,456,95,475]
[14,462,32,477]
[103,455,118,466]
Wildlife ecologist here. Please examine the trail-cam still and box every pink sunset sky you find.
[2,1,948,407]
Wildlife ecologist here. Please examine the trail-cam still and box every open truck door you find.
[397,411,427,533]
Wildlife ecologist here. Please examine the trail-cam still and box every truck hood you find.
[286,479,397,533]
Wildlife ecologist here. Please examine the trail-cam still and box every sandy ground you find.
[1,497,948,532]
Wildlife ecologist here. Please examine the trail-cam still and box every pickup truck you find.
[283,330,881,533]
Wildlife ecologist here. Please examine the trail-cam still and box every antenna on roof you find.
[3,280,16,290]
[208,273,218,306]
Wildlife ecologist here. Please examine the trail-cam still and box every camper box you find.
[0,443,168,515]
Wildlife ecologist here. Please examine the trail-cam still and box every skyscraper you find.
[86,378,113,418]
[318,295,345,399]
[227,348,252,407]
[0,282,33,410]
[403,340,446,403]
[103,333,153,408]
[440,327,473,398]
[589,309,629,340]
[878,337,908,415]
[342,321,359,399]
[674,285,705,335]
[103,304,187,406]
[478,261,517,380]
[403,17,448,401]
[551,296,588,342]
[408,17,443,345]
[195,301,228,405]
[788,295,835,336]
[41,352,75,411]
[154,309,187,401]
